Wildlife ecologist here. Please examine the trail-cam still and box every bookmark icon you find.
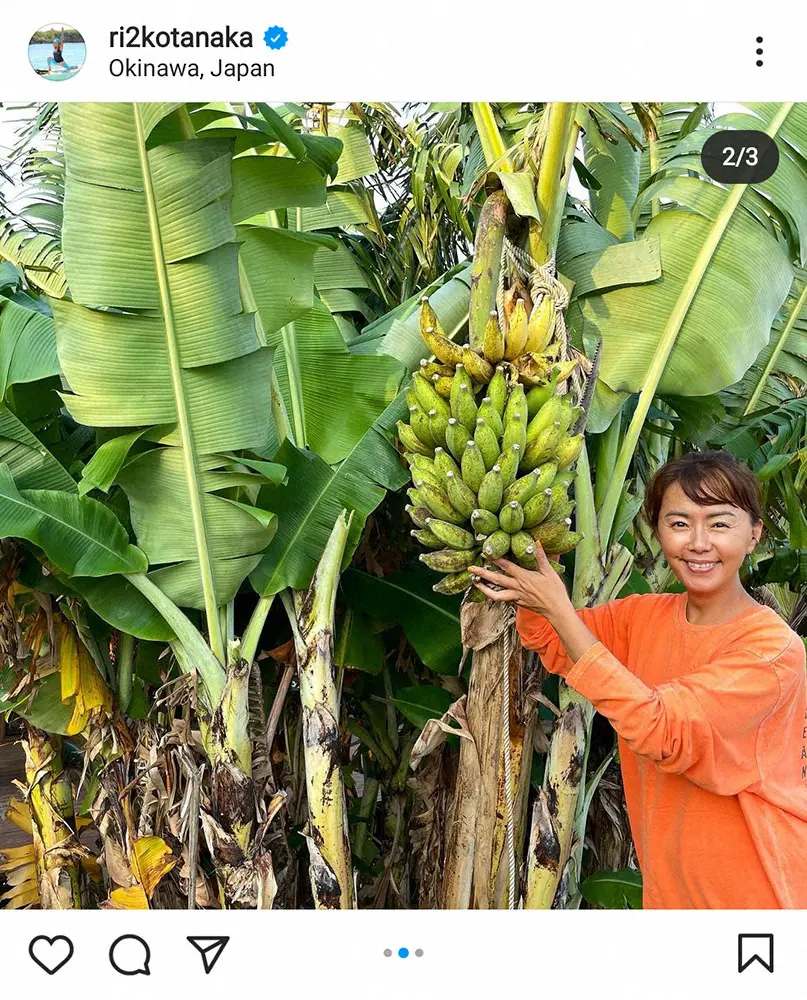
[187,936,230,975]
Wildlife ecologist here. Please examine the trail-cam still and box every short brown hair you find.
[643,450,763,530]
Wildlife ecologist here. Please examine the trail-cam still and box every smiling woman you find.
[473,450,807,909]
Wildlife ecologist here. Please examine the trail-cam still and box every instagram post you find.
[0,7,805,996]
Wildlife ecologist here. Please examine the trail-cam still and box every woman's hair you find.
[643,450,763,529]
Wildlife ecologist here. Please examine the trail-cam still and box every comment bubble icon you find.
[109,935,151,976]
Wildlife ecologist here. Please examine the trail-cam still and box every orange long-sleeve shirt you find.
[516,591,807,909]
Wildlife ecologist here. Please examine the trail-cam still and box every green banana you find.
[408,406,436,448]
[420,548,479,572]
[398,421,434,457]
[510,530,539,570]
[482,530,511,559]
[522,420,563,470]
[487,366,508,416]
[428,407,448,449]
[477,395,504,438]
[499,500,525,534]
[453,382,479,432]
[461,345,494,383]
[525,393,564,444]
[503,383,528,427]
[419,483,466,524]
[419,359,454,380]
[444,470,478,519]
[477,464,504,512]
[433,375,453,399]
[433,446,461,480]
[405,504,432,529]
[411,467,444,493]
[546,499,575,523]
[426,518,476,550]
[534,461,559,492]
[526,372,560,420]
[553,469,577,488]
[531,518,574,550]
[411,527,444,549]
[555,433,584,471]
[522,488,553,528]
[502,411,527,456]
[470,508,500,536]
[407,487,428,508]
[461,440,487,493]
[420,298,465,367]
[445,417,471,461]
[549,529,583,554]
[497,443,521,490]
[474,418,500,470]
[483,310,505,364]
[412,373,448,418]
[433,569,473,595]
[503,469,542,507]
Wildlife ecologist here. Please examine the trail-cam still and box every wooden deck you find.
[0,740,27,850]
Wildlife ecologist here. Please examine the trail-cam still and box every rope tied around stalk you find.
[500,602,517,909]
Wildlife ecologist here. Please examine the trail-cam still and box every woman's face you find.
[656,482,762,596]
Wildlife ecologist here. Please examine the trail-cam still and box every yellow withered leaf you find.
[131,836,178,898]
[59,621,113,735]
[5,797,32,834]
[109,885,149,910]
[3,883,40,909]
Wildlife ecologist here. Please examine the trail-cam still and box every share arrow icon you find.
[187,936,230,974]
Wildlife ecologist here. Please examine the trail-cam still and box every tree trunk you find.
[441,600,533,909]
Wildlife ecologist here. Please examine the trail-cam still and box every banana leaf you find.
[341,568,463,675]
[50,103,333,638]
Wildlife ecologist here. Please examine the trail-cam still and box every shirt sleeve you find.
[564,640,785,795]
[515,593,641,678]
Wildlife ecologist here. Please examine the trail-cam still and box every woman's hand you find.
[468,542,575,622]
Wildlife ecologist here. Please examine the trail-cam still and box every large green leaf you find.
[55,103,320,636]
[271,298,403,463]
[0,462,146,577]
[571,103,806,399]
[0,293,60,399]
[341,569,463,675]
[580,868,643,909]
[0,403,77,491]
[249,427,408,596]
[581,104,642,241]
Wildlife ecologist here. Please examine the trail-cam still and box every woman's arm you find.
[470,549,640,676]
[560,628,787,795]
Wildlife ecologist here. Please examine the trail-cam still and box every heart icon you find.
[29,936,74,975]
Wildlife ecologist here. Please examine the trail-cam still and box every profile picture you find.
[28,24,86,81]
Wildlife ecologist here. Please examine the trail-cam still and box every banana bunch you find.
[399,296,585,595]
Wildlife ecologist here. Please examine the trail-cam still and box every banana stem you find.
[125,572,225,708]
[532,103,579,264]
[242,594,275,667]
[471,103,513,172]
[116,631,135,713]
[285,511,355,909]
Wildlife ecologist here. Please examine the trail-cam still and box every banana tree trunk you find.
[441,601,533,908]
[23,726,82,909]
[285,511,354,909]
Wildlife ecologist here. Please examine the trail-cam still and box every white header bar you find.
[0,1,802,100]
